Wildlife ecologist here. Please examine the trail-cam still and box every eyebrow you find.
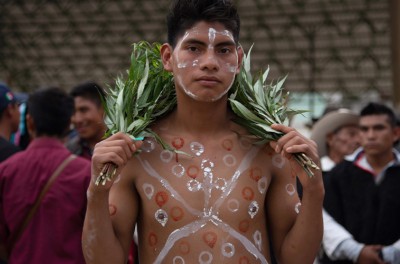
[359,124,387,130]
[182,38,236,48]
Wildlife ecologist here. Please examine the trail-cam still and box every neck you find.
[171,96,232,137]
[0,122,12,140]
[365,150,394,173]
[85,133,105,150]
[327,151,345,165]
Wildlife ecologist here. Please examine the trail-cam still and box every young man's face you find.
[359,114,398,156]
[162,21,243,102]
[71,96,105,141]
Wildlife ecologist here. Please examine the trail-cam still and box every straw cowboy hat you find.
[310,108,359,157]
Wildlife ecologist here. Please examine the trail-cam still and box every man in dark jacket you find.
[324,102,400,264]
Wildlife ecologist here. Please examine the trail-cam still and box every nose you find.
[199,49,219,71]
[365,128,376,139]
[71,112,82,125]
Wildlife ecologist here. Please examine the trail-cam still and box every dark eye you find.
[188,46,199,53]
[219,47,231,54]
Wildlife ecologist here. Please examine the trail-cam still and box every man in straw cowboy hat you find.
[310,108,360,172]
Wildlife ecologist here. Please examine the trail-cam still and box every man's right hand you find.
[90,132,142,190]
[357,245,386,264]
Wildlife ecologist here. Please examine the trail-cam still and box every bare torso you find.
[113,119,300,264]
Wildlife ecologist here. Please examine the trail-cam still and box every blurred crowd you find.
[0,82,138,264]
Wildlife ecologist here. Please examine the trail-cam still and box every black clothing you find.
[322,153,400,264]
[0,137,20,162]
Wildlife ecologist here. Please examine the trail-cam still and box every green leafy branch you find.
[229,45,319,177]
[97,41,178,185]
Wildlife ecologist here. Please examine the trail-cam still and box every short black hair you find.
[167,0,240,47]
[27,87,74,137]
[70,81,105,107]
[360,102,396,127]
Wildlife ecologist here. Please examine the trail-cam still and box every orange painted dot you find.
[172,137,184,149]
[170,206,184,222]
[239,220,250,233]
[249,167,262,182]
[178,240,190,255]
[222,139,234,151]
[108,204,117,216]
[155,191,169,207]
[187,165,199,179]
[239,256,250,264]
[202,231,217,248]
[148,232,157,247]
[242,187,254,201]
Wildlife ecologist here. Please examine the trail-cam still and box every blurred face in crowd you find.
[327,124,360,158]
[359,114,398,156]
[71,96,105,143]
[1,102,20,135]
[9,103,20,133]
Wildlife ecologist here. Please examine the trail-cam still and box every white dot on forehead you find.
[208,28,216,45]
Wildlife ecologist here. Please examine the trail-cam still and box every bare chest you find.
[133,136,276,263]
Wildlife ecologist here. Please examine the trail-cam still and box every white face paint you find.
[173,24,240,102]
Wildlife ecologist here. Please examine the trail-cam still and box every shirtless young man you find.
[82,1,324,263]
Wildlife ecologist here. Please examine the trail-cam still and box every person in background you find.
[0,87,91,264]
[67,81,139,263]
[11,93,31,151]
[0,83,21,163]
[66,81,107,159]
[310,108,360,173]
[395,114,400,152]
[324,102,400,264]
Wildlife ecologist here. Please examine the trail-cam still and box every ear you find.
[394,125,400,143]
[161,43,174,72]
[326,132,335,147]
[3,104,14,118]
[25,113,36,138]
[235,45,244,74]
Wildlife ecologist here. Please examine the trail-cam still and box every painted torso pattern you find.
[122,122,300,264]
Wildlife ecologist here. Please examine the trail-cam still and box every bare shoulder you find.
[108,155,141,243]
